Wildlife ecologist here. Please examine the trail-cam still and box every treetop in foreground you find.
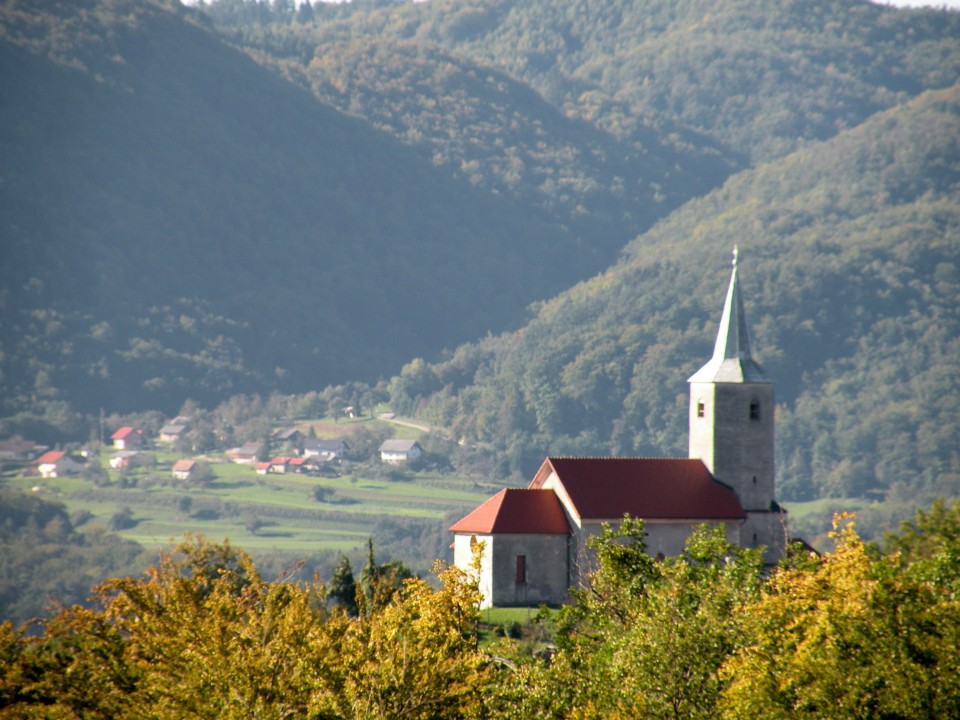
[2,503,959,718]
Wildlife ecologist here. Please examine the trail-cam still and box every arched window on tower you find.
[697,401,705,418]
[749,401,760,420]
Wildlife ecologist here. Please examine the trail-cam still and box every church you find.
[450,249,787,607]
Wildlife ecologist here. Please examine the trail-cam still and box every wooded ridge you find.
[0,0,957,547]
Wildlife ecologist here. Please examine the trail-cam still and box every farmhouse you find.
[0,436,47,461]
[275,428,303,447]
[172,459,196,480]
[379,439,423,465]
[302,438,348,461]
[111,426,144,450]
[110,450,150,470]
[159,423,188,444]
[35,451,84,478]
[227,442,264,464]
[450,249,786,607]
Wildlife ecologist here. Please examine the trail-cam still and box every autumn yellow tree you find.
[0,535,490,720]
[721,514,960,719]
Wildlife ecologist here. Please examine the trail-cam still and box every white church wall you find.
[453,533,493,607]
[453,532,569,608]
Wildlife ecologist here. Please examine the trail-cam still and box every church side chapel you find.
[450,249,787,608]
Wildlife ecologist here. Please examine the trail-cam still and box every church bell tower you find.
[688,248,784,563]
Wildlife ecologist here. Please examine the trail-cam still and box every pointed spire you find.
[689,247,769,383]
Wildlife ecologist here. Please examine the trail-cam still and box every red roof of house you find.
[529,457,746,521]
[111,426,137,439]
[450,489,571,534]
[172,459,195,472]
[35,451,65,465]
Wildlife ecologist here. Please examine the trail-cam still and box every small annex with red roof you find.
[450,249,786,608]
[451,488,573,608]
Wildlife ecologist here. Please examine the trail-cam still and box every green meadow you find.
[12,444,497,561]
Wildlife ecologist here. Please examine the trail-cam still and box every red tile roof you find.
[530,457,746,521]
[35,451,66,465]
[111,426,137,439]
[450,489,571,534]
[172,459,195,472]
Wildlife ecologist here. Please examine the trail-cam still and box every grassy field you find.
[9,418,499,567]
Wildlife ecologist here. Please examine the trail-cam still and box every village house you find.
[450,249,786,608]
[275,428,303,448]
[379,439,423,465]
[267,456,293,473]
[289,457,306,472]
[0,436,47,462]
[111,427,145,450]
[159,422,188,444]
[302,438,349,461]
[226,441,264,464]
[172,459,196,480]
[35,451,85,478]
[109,450,150,470]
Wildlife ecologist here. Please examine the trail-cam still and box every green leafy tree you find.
[885,498,960,592]
[507,518,763,719]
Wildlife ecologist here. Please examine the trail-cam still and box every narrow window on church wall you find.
[749,401,760,420]
[515,555,526,584]
[697,401,705,418]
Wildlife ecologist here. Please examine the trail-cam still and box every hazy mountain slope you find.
[405,84,960,505]
[300,0,960,163]
[278,37,738,255]
[0,0,597,416]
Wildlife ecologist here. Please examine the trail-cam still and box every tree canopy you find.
[3,505,959,718]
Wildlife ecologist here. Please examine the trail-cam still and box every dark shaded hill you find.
[402,84,960,506]
[286,37,737,254]
[0,0,598,415]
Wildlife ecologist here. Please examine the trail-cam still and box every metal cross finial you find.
[732,245,739,267]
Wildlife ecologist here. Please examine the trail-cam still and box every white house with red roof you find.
[35,451,84,478]
[172,459,196,480]
[450,249,786,607]
[111,426,144,450]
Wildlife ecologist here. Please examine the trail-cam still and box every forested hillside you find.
[199,0,958,515]
[399,84,960,509]
[0,0,602,417]
[271,0,960,162]
[1,0,958,524]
